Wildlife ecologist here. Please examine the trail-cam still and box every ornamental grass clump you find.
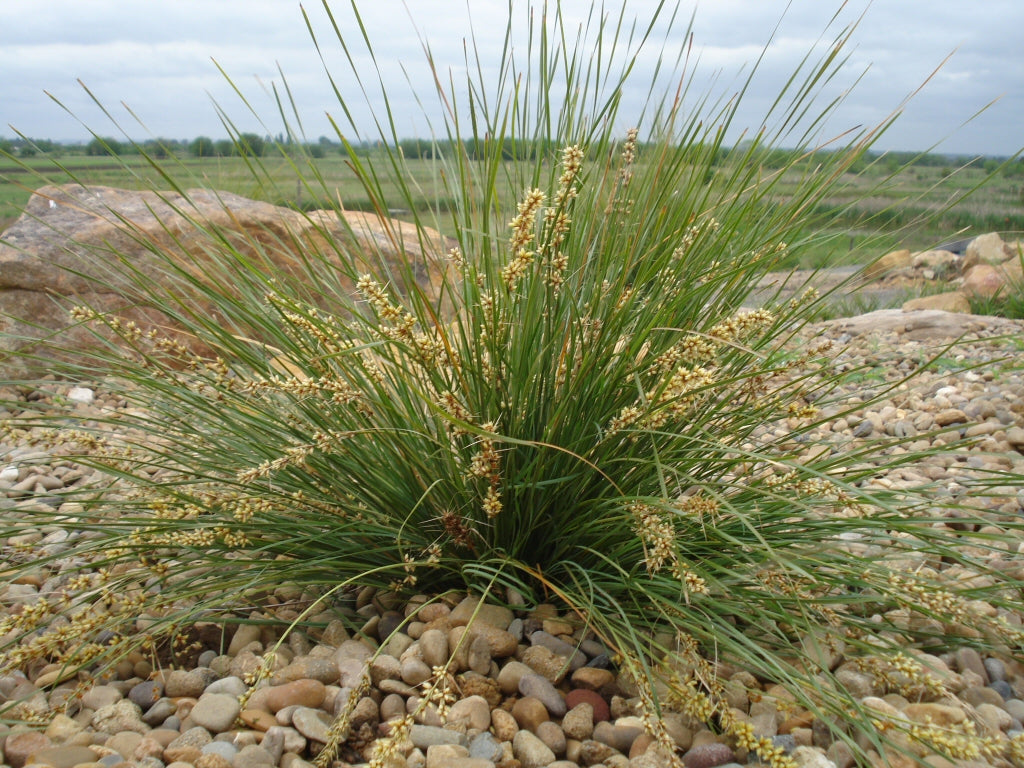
[2,2,1023,765]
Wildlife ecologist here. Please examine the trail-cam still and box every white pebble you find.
[67,387,95,405]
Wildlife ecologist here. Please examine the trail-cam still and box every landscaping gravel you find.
[1,311,1024,768]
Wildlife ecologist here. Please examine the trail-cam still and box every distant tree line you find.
[2,133,1022,179]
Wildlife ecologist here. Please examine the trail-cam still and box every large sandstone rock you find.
[962,258,1024,300]
[964,232,1015,268]
[861,249,912,281]
[834,308,1012,341]
[901,291,970,313]
[0,185,452,379]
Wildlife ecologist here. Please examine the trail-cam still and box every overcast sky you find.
[1,0,1021,157]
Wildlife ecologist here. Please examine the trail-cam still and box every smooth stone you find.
[425,743,469,767]
[955,647,988,682]
[105,731,144,758]
[681,742,736,768]
[409,724,467,749]
[418,629,450,668]
[380,692,407,722]
[566,688,610,722]
[440,759,495,768]
[447,695,491,731]
[44,714,84,743]
[513,729,557,768]
[519,673,567,717]
[570,667,615,691]
[264,679,327,712]
[497,660,536,695]
[334,639,374,663]
[239,708,278,731]
[128,681,164,710]
[512,696,550,732]
[227,624,263,655]
[536,720,567,756]
[260,725,306,761]
[467,634,493,675]
[189,693,241,733]
[82,685,124,711]
[201,741,239,760]
[368,655,399,684]
[593,721,643,753]
[449,596,513,629]
[29,745,98,768]
[272,657,340,685]
[291,706,332,743]
[401,657,433,686]
[232,744,274,766]
[4,732,54,768]
[990,680,1014,700]
[468,732,504,762]
[378,609,407,639]
[141,697,177,726]
[337,657,371,689]
[204,676,248,696]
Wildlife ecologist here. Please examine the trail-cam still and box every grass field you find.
[2,148,1022,270]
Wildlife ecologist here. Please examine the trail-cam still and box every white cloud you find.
[1,0,1021,155]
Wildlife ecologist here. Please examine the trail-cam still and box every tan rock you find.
[903,702,966,728]
[912,249,959,274]
[263,679,327,713]
[963,263,1006,299]
[862,249,911,281]
[0,184,452,378]
[966,232,1014,265]
[902,291,970,313]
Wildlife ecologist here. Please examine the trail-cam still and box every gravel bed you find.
[1,314,1023,768]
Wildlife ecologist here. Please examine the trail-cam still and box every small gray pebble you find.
[984,658,1007,683]
[989,680,1013,700]
[142,698,176,726]
[771,734,796,754]
[202,741,239,759]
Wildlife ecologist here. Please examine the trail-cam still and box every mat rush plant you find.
[2,2,1023,766]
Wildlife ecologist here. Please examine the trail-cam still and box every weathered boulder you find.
[962,258,1024,300]
[901,291,970,313]
[910,249,959,278]
[834,308,1010,341]
[0,185,452,379]
[861,248,912,281]
[964,232,1015,268]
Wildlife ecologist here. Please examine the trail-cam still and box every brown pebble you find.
[593,721,643,753]
[5,730,54,768]
[570,667,615,692]
[779,711,814,734]
[162,746,203,764]
[239,708,279,731]
[681,741,735,768]
[264,679,327,713]
[21,745,95,768]
[565,689,610,722]
[512,696,550,732]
